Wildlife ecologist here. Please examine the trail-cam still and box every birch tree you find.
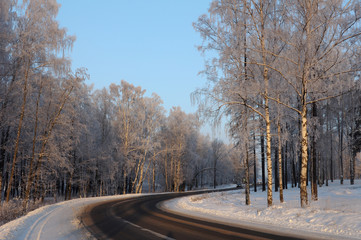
[272,0,361,207]
[110,81,144,193]
[193,0,287,207]
[166,107,199,192]
[133,93,165,193]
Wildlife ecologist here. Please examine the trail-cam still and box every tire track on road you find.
[24,206,58,240]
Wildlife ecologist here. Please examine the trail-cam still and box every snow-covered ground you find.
[0,194,144,240]
[162,180,361,240]
[0,181,360,240]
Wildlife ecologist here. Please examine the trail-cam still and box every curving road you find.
[80,190,306,240]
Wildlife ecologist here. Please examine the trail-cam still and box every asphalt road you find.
[80,189,306,240]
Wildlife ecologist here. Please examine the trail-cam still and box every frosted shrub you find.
[0,198,56,226]
[190,194,209,202]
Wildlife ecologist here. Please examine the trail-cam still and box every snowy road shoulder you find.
[161,181,361,240]
[0,194,142,240]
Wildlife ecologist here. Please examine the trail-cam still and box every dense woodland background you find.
[0,0,361,222]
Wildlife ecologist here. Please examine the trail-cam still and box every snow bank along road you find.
[163,182,361,240]
[81,189,308,240]
[0,194,145,240]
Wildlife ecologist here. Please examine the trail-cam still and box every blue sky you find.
[57,0,213,114]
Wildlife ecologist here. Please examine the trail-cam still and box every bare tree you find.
[193,0,293,207]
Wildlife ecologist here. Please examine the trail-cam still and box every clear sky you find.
[56,0,213,115]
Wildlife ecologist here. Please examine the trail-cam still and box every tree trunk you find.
[319,152,323,187]
[300,104,309,207]
[326,101,333,183]
[351,154,355,185]
[123,170,127,194]
[213,153,217,189]
[259,3,272,206]
[325,151,329,186]
[0,127,10,204]
[266,109,273,206]
[261,134,266,192]
[176,157,181,192]
[23,81,43,211]
[245,143,250,206]
[278,121,284,203]
[330,133,334,182]
[350,95,357,186]
[164,154,168,192]
[253,129,257,192]
[6,62,30,203]
[339,104,344,185]
[284,142,288,189]
[311,102,318,201]
[65,172,73,200]
[311,138,318,200]
[274,146,278,192]
[152,155,156,192]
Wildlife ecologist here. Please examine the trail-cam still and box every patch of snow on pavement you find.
[162,180,361,240]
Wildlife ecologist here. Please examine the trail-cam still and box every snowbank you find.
[0,194,142,240]
[162,180,361,240]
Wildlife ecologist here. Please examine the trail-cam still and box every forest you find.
[0,0,361,223]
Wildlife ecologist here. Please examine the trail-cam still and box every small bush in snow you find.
[0,198,56,226]
[190,194,209,202]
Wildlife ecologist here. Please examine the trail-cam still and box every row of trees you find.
[193,0,361,207]
[0,0,240,212]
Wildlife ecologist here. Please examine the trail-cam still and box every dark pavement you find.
[81,190,307,240]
